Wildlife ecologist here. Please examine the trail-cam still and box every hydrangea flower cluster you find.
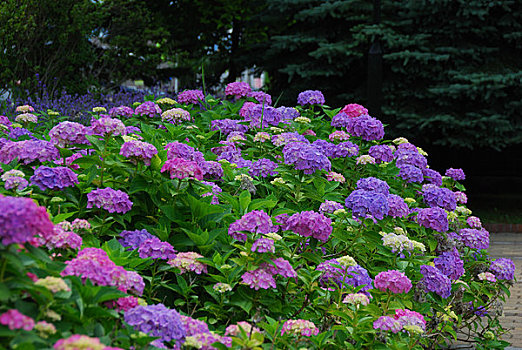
[416,207,449,232]
[319,200,344,214]
[9,127,34,140]
[30,166,78,191]
[368,145,394,163]
[49,121,88,147]
[200,180,222,204]
[44,226,82,250]
[374,309,426,334]
[331,112,350,128]
[109,105,135,118]
[241,268,276,290]
[165,141,205,163]
[120,140,157,165]
[343,293,370,306]
[374,270,412,294]
[317,260,373,293]
[347,114,384,141]
[90,116,126,136]
[458,228,489,250]
[124,304,186,346]
[138,237,177,260]
[281,319,319,337]
[380,231,425,255]
[225,321,262,337]
[0,309,35,331]
[326,171,345,182]
[247,91,272,105]
[419,265,452,298]
[445,168,466,181]
[249,158,278,178]
[177,89,204,104]
[161,158,203,180]
[454,191,468,204]
[119,229,155,250]
[422,184,457,211]
[340,103,368,118]
[15,113,37,123]
[161,108,192,124]
[228,210,275,241]
[134,101,161,118]
[329,130,350,141]
[35,276,71,293]
[345,189,389,220]
[283,142,331,174]
[211,119,249,135]
[15,105,35,113]
[272,132,308,146]
[34,321,56,338]
[61,247,144,295]
[87,188,133,214]
[284,210,332,242]
[466,216,482,228]
[433,248,465,280]
[246,105,283,128]
[489,258,516,280]
[0,139,59,164]
[225,81,252,98]
[4,176,29,190]
[423,168,443,186]
[251,238,275,253]
[0,196,54,245]
[168,252,207,274]
[297,90,325,106]
[478,272,497,282]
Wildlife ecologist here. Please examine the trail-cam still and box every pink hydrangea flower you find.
[374,270,412,294]
[161,157,204,180]
[281,319,319,337]
[0,309,35,331]
[168,252,207,274]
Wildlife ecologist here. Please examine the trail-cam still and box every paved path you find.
[489,233,522,348]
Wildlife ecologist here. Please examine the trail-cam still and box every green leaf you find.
[239,190,251,213]
[85,134,105,152]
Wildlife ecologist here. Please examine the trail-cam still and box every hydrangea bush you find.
[0,86,515,349]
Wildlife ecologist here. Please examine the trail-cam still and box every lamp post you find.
[367,0,383,120]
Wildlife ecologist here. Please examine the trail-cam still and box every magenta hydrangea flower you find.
[134,101,161,118]
[466,216,482,228]
[340,103,368,118]
[297,90,325,105]
[109,105,135,118]
[225,321,262,337]
[241,268,276,290]
[120,140,158,165]
[374,270,412,294]
[168,252,207,274]
[419,265,452,298]
[90,116,126,136]
[247,91,272,105]
[0,309,35,331]
[4,176,29,191]
[87,188,133,214]
[281,319,319,337]
[114,296,140,312]
[61,247,144,295]
[489,258,515,280]
[225,81,252,98]
[49,121,88,147]
[72,218,90,231]
[228,210,275,241]
[347,115,384,141]
[161,157,204,180]
[284,210,332,242]
[53,335,108,350]
[177,89,205,104]
[0,196,54,245]
[0,139,59,165]
[445,168,466,181]
[454,191,468,204]
[251,238,275,253]
[30,166,78,191]
[124,304,186,345]
[416,207,449,232]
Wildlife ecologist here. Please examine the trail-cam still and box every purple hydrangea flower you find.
[319,200,344,214]
[458,228,489,250]
[247,91,272,105]
[387,194,409,218]
[49,121,88,147]
[124,304,186,344]
[0,196,54,245]
[228,210,275,241]
[138,237,177,260]
[398,164,424,183]
[164,142,205,163]
[249,158,278,178]
[87,188,133,213]
[200,180,222,204]
[433,248,465,280]
[225,81,252,98]
[347,115,384,141]
[177,89,204,104]
[120,140,158,165]
[422,184,457,211]
[0,140,59,164]
[283,142,331,174]
[420,265,452,298]
[272,132,309,147]
[260,258,297,278]
[311,139,336,157]
[200,160,224,180]
[251,238,275,253]
[109,105,135,118]
[454,191,468,204]
[395,148,427,169]
[241,268,276,290]
[44,226,82,250]
[331,141,359,158]
[368,145,394,163]
[5,176,28,191]
[284,211,332,242]
[423,168,443,187]
[134,101,161,118]
[297,90,325,105]
[8,127,34,140]
[331,112,350,128]
[211,119,249,135]
[345,189,389,220]
[180,315,209,336]
[445,168,466,181]
[119,229,155,250]
[30,166,78,191]
[246,105,282,128]
[356,177,390,195]
[466,216,482,228]
[277,106,300,122]
[489,258,516,280]
[374,316,402,333]
[374,270,412,294]
[416,207,449,232]
[90,116,126,136]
